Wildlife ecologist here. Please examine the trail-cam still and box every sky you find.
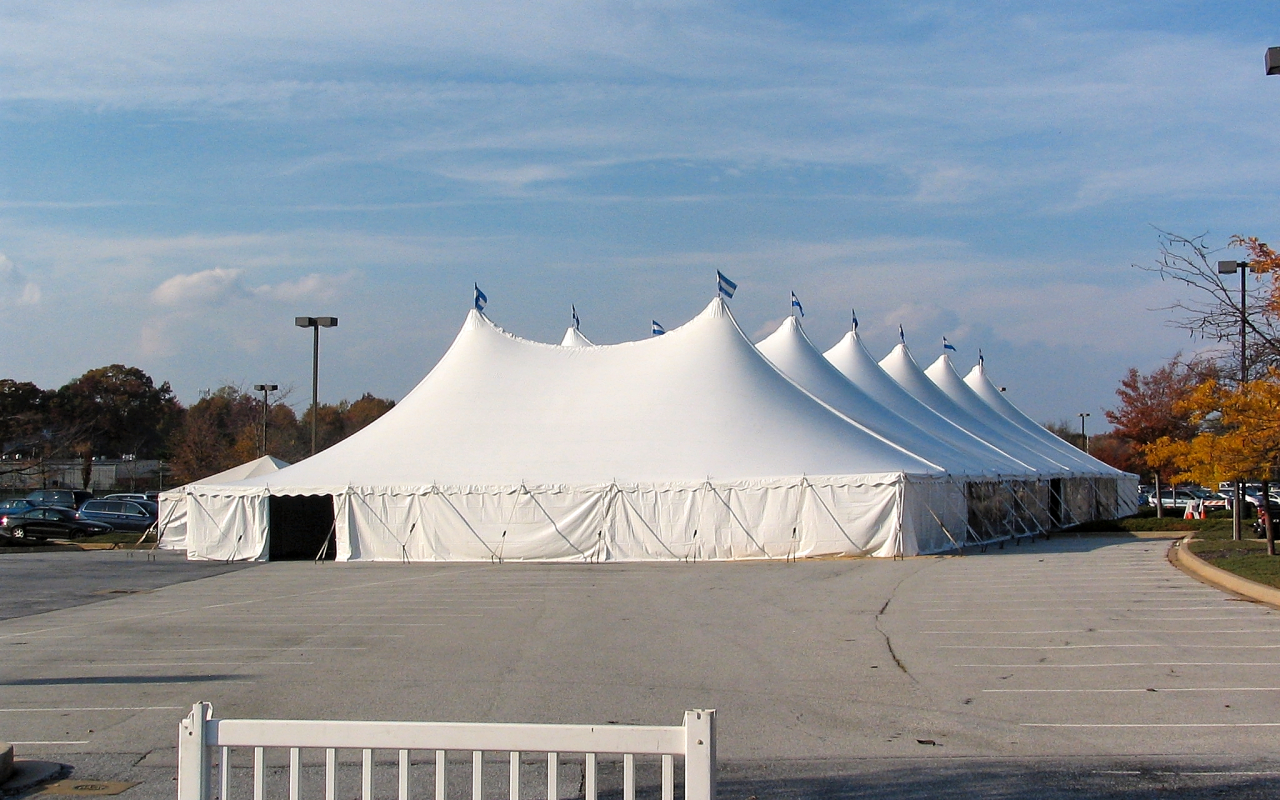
[1,1,1278,431]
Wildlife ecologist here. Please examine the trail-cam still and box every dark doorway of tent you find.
[269,495,336,560]
[1048,478,1065,529]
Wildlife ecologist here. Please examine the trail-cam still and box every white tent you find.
[757,317,1004,477]
[182,299,969,561]
[961,360,1139,516]
[880,344,1074,475]
[559,326,593,347]
[823,330,1033,474]
[157,455,289,550]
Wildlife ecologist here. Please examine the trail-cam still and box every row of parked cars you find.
[1138,484,1280,513]
[0,489,160,541]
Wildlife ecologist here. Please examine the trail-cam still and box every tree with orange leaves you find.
[1148,369,1280,553]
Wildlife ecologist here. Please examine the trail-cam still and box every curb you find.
[1168,536,1280,610]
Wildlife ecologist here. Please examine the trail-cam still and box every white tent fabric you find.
[962,362,1120,475]
[962,361,1140,515]
[756,317,999,476]
[925,354,1104,475]
[823,331,1033,475]
[185,298,967,561]
[879,344,1073,475]
[157,455,288,551]
[559,327,594,347]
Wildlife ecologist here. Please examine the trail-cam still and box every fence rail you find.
[177,703,715,800]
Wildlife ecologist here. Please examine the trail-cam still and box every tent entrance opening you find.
[269,495,335,560]
[1048,478,1064,529]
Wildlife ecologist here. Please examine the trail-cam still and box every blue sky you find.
[1,1,1277,430]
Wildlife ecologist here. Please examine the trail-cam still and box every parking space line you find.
[984,687,1280,692]
[959,662,1280,667]
[1023,723,1280,728]
[941,643,1280,649]
[0,706,182,712]
[922,629,1280,635]
[8,740,90,745]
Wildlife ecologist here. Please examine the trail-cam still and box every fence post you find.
[683,709,716,800]
[177,702,213,800]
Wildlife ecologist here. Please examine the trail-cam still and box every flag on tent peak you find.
[791,292,804,317]
[717,271,737,299]
[898,324,905,343]
[943,336,956,352]
[851,309,859,331]
[474,284,487,312]
[652,320,665,336]
[978,347,984,366]
[572,304,580,329]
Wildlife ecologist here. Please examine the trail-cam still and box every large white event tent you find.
[156,455,289,551]
[175,296,1135,563]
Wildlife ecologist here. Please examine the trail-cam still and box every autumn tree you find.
[1105,359,1201,517]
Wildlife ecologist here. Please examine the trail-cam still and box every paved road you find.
[2,534,1279,798]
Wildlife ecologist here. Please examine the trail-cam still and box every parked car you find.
[0,506,112,540]
[1153,488,1204,510]
[25,489,93,509]
[76,499,157,532]
[105,492,159,503]
[0,498,36,516]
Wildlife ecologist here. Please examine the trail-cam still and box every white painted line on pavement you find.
[959,662,1280,668]
[1023,723,1280,728]
[985,687,1280,693]
[923,629,1280,635]
[9,740,90,745]
[941,643,1280,649]
[0,706,182,712]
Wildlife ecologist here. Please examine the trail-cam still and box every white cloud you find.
[0,253,42,305]
[151,267,248,306]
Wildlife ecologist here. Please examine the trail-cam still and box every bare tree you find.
[1135,229,1280,382]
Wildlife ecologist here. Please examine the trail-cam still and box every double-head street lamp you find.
[253,384,278,458]
[1219,258,1257,540]
[1077,412,1090,453]
[295,316,338,456]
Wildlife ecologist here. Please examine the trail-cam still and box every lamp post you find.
[253,383,278,458]
[1219,260,1256,540]
[294,316,338,456]
[1077,412,1090,453]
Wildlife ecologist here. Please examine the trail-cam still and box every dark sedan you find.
[75,499,157,533]
[1,506,113,540]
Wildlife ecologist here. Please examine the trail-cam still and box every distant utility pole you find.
[253,384,278,458]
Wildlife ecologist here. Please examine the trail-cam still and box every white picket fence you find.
[177,703,716,800]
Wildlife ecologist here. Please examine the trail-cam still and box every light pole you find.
[1077,412,1090,453]
[253,383,278,458]
[294,316,338,456]
[1218,259,1256,539]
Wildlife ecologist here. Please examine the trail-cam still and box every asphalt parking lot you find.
[3,535,1280,798]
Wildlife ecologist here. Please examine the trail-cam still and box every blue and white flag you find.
[851,309,859,331]
[943,336,956,352]
[898,324,905,343]
[978,347,984,366]
[572,304,580,329]
[652,320,665,336]
[791,291,804,317]
[474,284,487,312]
[717,270,737,299]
